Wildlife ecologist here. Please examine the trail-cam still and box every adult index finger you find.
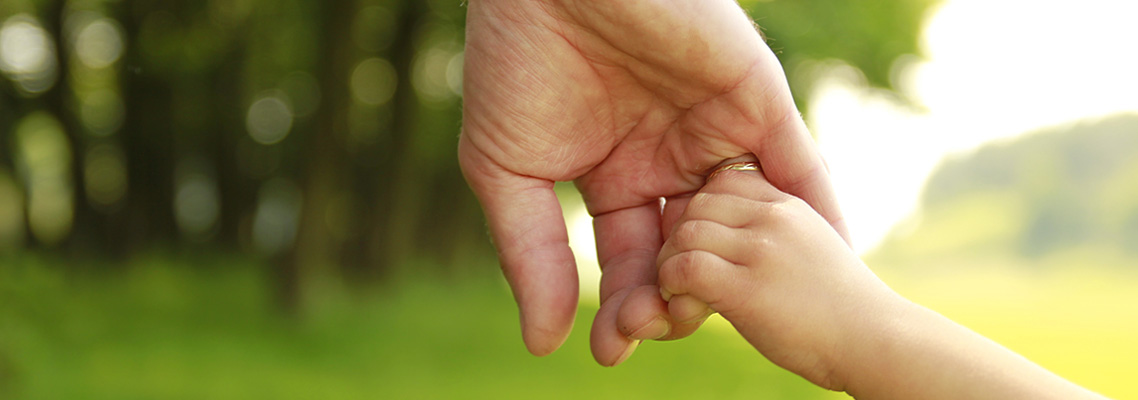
[458,135,579,357]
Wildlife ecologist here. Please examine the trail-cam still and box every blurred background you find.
[1,0,1135,398]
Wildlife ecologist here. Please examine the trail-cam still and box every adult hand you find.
[459,0,849,365]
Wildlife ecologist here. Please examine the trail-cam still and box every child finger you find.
[658,249,747,313]
[658,219,749,267]
[668,294,714,325]
[615,285,713,342]
[659,315,706,341]
[680,191,768,229]
[590,287,641,367]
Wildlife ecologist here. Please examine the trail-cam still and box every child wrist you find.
[829,294,922,393]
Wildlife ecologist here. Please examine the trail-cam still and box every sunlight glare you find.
[568,207,601,306]
[558,184,602,306]
[812,0,1138,253]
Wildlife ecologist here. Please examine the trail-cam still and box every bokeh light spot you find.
[245,93,294,145]
[0,14,58,95]
[174,158,221,239]
[14,113,72,181]
[412,47,457,105]
[74,18,125,69]
[252,178,303,255]
[208,0,254,28]
[27,181,74,246]
[446,50,463,97]
[79,88,126,136]
[13,113,73,245]
[350,57,397,106]
[0,16,51,73]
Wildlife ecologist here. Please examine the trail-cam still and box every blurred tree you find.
[880,113,1138,262]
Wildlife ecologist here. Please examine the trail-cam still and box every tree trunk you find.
[282,0,356,312]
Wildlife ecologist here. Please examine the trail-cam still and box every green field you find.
[874,252,1138,399]
[0,254,838,399]
[2,253,1134,399]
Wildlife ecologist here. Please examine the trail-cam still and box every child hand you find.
[656,163,903,390]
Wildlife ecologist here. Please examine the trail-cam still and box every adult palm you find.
[459,0,849,365]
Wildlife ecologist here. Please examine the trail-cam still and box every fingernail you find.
[669,295,715,325]
[628,317,671,340]
[677,308,715,325]
[610,340,641,367]
[659,287,673,302]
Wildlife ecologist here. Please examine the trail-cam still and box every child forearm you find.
[841,299,1108,400]
[656,167,1106,399]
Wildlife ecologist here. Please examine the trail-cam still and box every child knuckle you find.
[687,192,728,218]
[674,251,706,285]
[688,192,715,210]
[672,219,711,245]
[751,200,795,226]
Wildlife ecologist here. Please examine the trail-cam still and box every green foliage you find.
[874,113,1138,262]
[742,0,938,107]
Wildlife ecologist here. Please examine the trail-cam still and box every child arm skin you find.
[656,166,1108,399]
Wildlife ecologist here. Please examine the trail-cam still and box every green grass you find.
[874,254,1138,399]
[5,252,1135,399]
[0,254,837,400]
